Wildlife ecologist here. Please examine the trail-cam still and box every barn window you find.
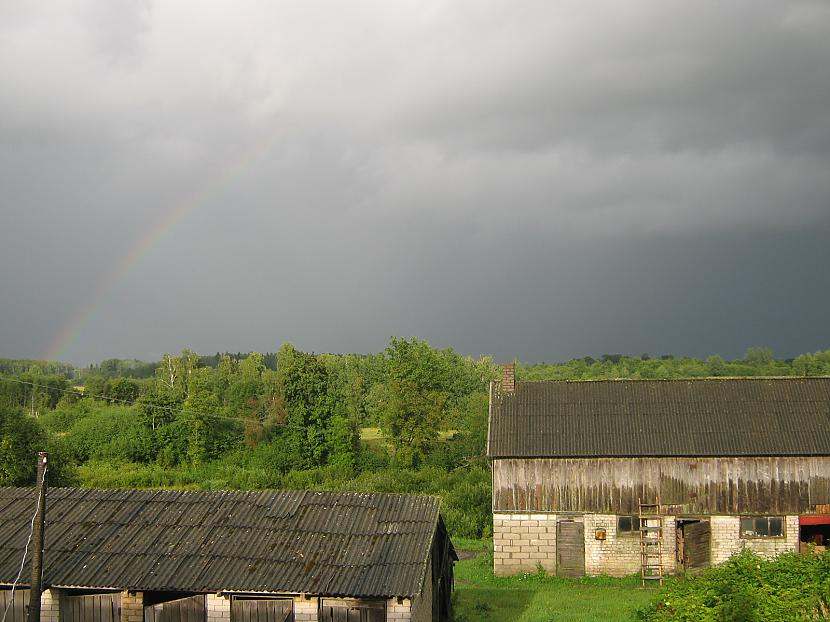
[617,516,641,534]
[740,516,784,538]
[319,599,385,622]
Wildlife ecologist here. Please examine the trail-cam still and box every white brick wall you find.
[39,589,60,622]
[293,596,318,622]
[386,597,411,621]
[583,514,677,577]
[206,594,230,622]
[710,515,799,564]
[493,512,558,576]
[494,512,677,577]
[120,591,143,622]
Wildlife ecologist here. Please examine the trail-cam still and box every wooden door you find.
[62,593,121,622]
[0,589,30,622]
[144,595,206,622]
[231,597,293,622]
[556,520,585,577]
[682,521,711,572]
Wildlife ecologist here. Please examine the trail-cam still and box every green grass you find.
[452,551,657,622]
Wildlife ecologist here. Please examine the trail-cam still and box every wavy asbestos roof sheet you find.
[0,488,442,598]
[488,377,830,458]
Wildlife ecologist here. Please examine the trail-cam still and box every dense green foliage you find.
[518,348,830,381]
[0,338,495,538]
[1,344,828,542]
[637,550,830,621]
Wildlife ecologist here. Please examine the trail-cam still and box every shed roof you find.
[0,487,446,598]
[487,377,830,458]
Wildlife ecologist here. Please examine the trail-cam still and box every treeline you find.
[0,338,496,538]
[2,343,829,540]
[81,352,280,380]
[518,347,830,381]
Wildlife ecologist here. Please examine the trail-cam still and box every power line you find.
[0,376,273,428]
[1,465,47,622]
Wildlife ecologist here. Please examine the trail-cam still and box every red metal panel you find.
[800,515,830,525]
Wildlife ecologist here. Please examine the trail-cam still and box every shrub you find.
[638,550,830,621]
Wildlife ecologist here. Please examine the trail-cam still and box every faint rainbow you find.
[44,132,279,362]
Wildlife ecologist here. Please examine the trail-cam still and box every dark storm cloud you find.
[1,1,828,364]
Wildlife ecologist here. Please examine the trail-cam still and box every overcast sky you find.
[2,1,829,365]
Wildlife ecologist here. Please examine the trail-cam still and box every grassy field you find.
[452,543,658,622]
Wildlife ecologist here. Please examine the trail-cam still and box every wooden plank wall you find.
[684,522,710,570]
[0,589,30,622]
[493,457,830,514]
[61,593,121,622]
[230,597,291,622]
[144,595,206,622]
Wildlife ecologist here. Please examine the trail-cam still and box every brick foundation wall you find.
[493,513,557,576]
[40,589,60,622]
[386,597,412,621]
[120,591,143,622]
[584,514,677,577]
[293,596,318,622]
[206,594,230,622]
[494,512,678,577]
[710,515,799,565]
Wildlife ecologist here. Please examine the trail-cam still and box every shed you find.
[0,488,456,622]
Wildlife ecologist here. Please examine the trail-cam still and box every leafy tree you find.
[276,344,332,468]
[82,375,108,401]
[745,347,774,366]
[0,405,49,485]
[155,350,200,401]
[108,377,140,404]
[707,355,727,376]
[182,367,241,464]
[381,380,445,467]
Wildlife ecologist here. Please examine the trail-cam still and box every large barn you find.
[0,488,455,622]
[487,367,830,577]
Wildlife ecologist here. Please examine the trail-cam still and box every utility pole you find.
[27,452,48,622]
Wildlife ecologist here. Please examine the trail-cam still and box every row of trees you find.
[518,348,830,381]
[1,337,494,479]
[2,343,828,539]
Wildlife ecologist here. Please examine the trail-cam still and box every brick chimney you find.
[501,362,516,394]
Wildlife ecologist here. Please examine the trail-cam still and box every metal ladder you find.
[639,496,664,587]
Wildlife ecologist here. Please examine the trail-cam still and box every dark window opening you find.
[320,599,385,622]
[617,516,641,534]
[740,516,784,538]
[799,521,830,553]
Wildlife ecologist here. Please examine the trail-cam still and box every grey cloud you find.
[1,1,828,364]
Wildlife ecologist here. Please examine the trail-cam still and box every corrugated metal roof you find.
[488,377,830,458]
[0,488,443,598]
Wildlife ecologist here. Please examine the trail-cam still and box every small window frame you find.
[617,515,641,535]
[739,516,785,539]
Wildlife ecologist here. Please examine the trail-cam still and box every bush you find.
[637,549,830,621]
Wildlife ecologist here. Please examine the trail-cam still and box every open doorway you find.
[676,519,710,572]
[799,516,830,554]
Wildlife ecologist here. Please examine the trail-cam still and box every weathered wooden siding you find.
[493,457,830,514]
[0,589,30,622]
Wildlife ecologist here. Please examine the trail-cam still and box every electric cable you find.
[1,465,47,622]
